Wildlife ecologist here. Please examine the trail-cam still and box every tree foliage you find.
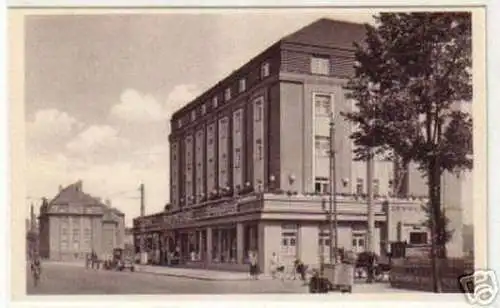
[421,204,454,246]
[342,12,473,291]
[342,12,472,175]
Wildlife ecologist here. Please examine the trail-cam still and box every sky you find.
[24,10,379,226]
[24,9,474,227]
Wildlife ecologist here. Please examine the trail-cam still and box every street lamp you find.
[328,113,338,265]
[269,174,276,192]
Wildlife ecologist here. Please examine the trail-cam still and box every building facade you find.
[134,18,466,272]
[38,181,126,261]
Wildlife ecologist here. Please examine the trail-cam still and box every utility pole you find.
[139,183,145,264]
[329,113,338,264]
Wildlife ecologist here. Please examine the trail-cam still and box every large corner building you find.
[134,18,466,273]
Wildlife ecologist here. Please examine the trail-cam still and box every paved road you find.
[26,262,409,295]
[26,262,311,295]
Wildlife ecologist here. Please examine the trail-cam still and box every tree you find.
[342,12,473,293]
[421,203,454,256]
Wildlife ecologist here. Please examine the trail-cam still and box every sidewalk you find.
[136,264,257,281]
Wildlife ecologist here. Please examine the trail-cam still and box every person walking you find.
[270,252,285,281]
[248,251,259,280]
[30,255,42,287]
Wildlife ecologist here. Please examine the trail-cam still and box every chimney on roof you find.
[105,199,111,207]
[58,185,63,192]
[75,180,82,192]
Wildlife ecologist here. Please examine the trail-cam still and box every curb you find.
[135,269,252,281]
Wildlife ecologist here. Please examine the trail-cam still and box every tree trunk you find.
[428,158,443,293]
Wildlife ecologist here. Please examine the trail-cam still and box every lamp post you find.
[328,113,338,264]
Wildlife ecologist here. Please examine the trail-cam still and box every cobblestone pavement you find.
[26,262,415,295]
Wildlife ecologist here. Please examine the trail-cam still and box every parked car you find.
[104,248,135,272]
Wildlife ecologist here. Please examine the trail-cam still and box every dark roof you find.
[282,18,366,50]
[49,181,124,216]
[170,18,366,122]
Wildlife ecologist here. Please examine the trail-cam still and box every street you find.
[26,262,405,295]
[26,262,310,294]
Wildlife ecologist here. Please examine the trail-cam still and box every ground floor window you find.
[409,231,428,245]
[352,232,366,254]
[280,224,298,264]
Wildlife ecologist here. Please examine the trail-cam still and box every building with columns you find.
[38,181,126,261]
[133,18,468,273]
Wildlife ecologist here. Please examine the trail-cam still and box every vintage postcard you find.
[8,6,491,306]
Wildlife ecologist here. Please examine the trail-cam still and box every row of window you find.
[314,177,381,195]
[177,55,332,129]
[173,97,265,203]
[177,62,270,129]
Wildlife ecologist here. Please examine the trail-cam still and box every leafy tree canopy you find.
[343,12,473,177]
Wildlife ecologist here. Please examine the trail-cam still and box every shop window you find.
[409,232,428,245]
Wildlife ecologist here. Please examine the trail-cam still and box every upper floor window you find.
[261,62,270,79]
[177,118,183,128]
[254,97,264,122]
[234,113,242,133]
[201,104,207,115]
[224,88,232,101]
[234,148,241,168]
[191,110,196,122]
[314,94,332,117]
[373,179,380,196]
[314,136,330,156]
[314,177,329,194]
[256,138,263,160]
[356,178,364,195]
[239,78,246,93]
[212,96,219,109]
[311,56,330,75]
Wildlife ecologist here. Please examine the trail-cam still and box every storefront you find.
[133,192,426,273]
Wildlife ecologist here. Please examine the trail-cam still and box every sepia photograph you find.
[8,6,491,303]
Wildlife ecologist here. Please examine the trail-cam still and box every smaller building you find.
[38,181,125,261]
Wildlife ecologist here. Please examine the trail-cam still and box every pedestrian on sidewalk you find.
[294,258,308,284]
[270,252,285,281]
[248,250,259,280]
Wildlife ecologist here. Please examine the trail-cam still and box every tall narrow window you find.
[373,179,380,196]
[356,178,364,195]
[256,139,263,160]
[239,78,246,93]
[261,62,270,79]
[224,88,232,102]
[255,101,263,122]
[212,96,219,108]
[314,94,332,117]
[234,148,241,168]
[311,56,330,75]
[314,136,330,156]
